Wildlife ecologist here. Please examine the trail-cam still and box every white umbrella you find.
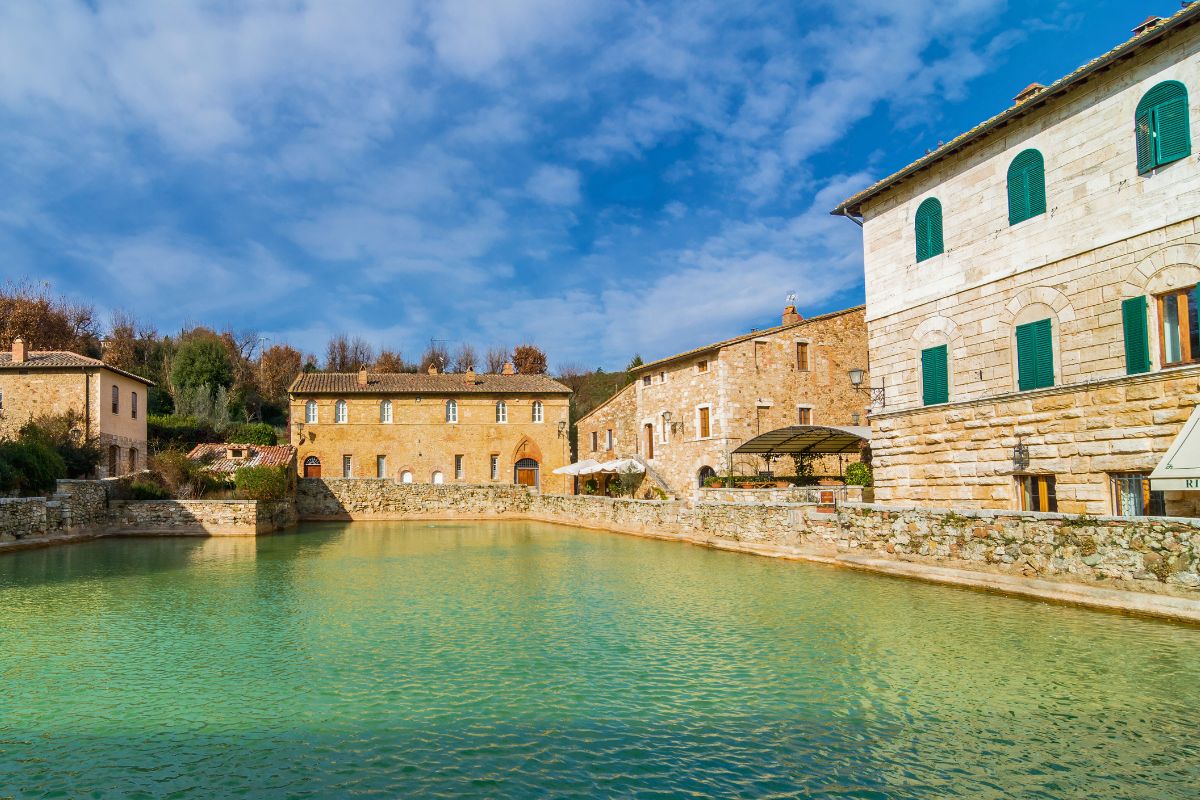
[553,459,601,476]
[595,458,645,474]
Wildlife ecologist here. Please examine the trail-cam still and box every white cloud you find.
[525,165,582,206]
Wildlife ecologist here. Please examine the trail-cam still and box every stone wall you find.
[0,498,51,541]
[295,479,1200,597]
[109,498,296,536]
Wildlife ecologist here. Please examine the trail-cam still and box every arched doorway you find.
[698,465,716,487]
[108,445,119,476]
[303,456,322,478]
[514,458,539,488]
[432,471,444,485]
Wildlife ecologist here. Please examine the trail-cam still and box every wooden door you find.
[303,457,322,478]
[644,424,654,460]
[514,458,539,487]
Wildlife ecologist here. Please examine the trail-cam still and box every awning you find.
[732,425,871,456]
[553,459,601,476]
[1150,405,1200,491]
[554,458,646,476]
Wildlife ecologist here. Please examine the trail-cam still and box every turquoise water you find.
[1,522,1198,798]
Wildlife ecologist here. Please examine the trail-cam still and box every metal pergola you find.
[733,425,871,456]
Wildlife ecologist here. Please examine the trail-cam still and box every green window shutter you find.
[1122,296,1151,375]
[915,198,944,263]
[1007,149,1046,225]
[1016,318,1054,391]
[921,345,949,406]
[1136,80,1191,172]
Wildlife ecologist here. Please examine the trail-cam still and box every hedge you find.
[234,465,290,501]
[0,440,66,496]
[225,423,278,446]
[148,415,215,453]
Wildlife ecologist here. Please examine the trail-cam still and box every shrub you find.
[225,423,277,446]
[0,440,66,495]
[16,410,100,478]
[845,462,873,487]
[234,466,290,501]
[581,478,599,495]
[128,480,171,500]
[148,415,215,453]
[150,450,223,499]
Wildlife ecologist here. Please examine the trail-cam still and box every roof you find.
[732,425,871,456]
[289,371,572,396]
[187,443,297,473]
[0,350,155,385]
[832,4,1200,218]
[635,305,865,373]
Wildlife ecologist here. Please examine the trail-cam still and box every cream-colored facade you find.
[834,9,1200,516]
[289,368,573,494]
[0,339,152,478]
[577,306,869,492]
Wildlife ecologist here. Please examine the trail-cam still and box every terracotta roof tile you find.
[290,371,571,395]
[187,444,296,473]
[832,3,1200,216]
[0,350,155,385]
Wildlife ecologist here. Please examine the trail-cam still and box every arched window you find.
[915,198,944,262]
[920,345,950,406]
[380,399,392,423]
[335,399,348,423]
[432,470,444,485]
[446,399,458,423]
[303,456,321,478]
[495,400,507,423]
[401,470,413,484]
[1007,149,1046,225]
[532,400,543,423]
[1136,80,1190,174]
[698,466,716,488]
[305,400,318,423]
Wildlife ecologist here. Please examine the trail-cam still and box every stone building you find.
[577,305,869,493]
[187,443,298,489]
[289,365,573,493]
[832,8,1200,516]
[0,338,152,478]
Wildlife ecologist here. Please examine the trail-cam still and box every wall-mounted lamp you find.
[557,420,568,438]
[1012,436,1030,472]
[847,368,885,408]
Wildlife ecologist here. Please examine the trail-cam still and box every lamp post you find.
[847,368,885,409]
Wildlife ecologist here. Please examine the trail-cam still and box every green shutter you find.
[915,198,944,263]
[1122,296,1151,375]
[921,345,949,406]
[1007,149,1046,225]
[1016,318,1054,391]
[1136,81,1191,172]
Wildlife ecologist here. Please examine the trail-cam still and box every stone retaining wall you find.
[111,498,297,536]
[296,478,1200,596]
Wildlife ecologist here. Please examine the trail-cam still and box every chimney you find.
[427,364,439,375]
[782,305,803,325]
[357,368,369,386]
[502,361,515,375]
[1132,16,1165,36]
[11,337,27,364]
[1013,83,1046,105]
[463,367,477,384]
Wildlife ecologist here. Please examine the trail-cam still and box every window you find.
[305,400,317,423]
[660,412,669,443]
[1136,80,1190,174]
[591,431,598,452]
[380,400,392,423]
[532,400,544,423]
[1015,318,1054,391]
[111,385,119,414]
[796,342,810,371]
[1123,296,1152,375]
[131,391,138,419]
[1157,286,1199,367]
[698,406,711,438]
[606,429,613,450]
[376,455,387,479]
[432,470,444,485]
[0,390,4,410]
[455,455,464,480]
[490,455,499,481]
[335,399,348,423]
[401,470,413,484]
[697,359,708,373]
[446,399,458,423]
[642,376,651,387]
[1110,473,1166,517]
[797,406,812,425]
[1007,149,1046,225]
[1018,475,1057,513]
[921,345,949,405]
[495,400,507,423]
[342,455,352,478]
[914,197,944,262]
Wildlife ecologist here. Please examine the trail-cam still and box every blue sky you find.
[0,0,1165,369]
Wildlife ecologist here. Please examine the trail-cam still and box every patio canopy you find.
[1150,405,1200,491]
[553,459,601,476]
[732,425,871,456]
[553,458,646,476]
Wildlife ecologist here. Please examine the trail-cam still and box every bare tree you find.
[555,361,588,381]
[512,343,548,374]
[419,342,451,373]
[451,343,478,372]
[325,334,375,372]
[485,344,510,373]
[0,279,98,352]
[259,344,303,405]
[373,349,409,373]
